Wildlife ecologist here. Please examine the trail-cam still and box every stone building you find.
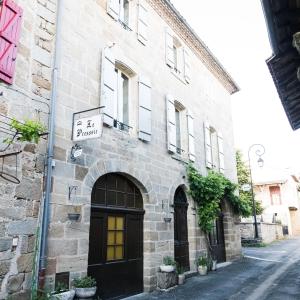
[254,173,300,236]
[0,0,55,299]
[0,0,241,299]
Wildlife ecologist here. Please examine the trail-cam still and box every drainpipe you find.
[38,0,63,288]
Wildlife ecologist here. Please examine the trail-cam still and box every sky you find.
[171,0,300,175]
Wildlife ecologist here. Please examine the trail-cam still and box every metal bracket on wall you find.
[68,185,78,201]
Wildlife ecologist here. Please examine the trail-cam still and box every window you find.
[210,128,219,170]
[107,0,131,30]
[113,68,130,131]
[174,101,186,155]
[166,29,191,83]
[173,38,184,75]
[204,123,224,173]
[175,108,181,154]
[119,0,129,26]
[107,216,124,261]
[270,186,281,205]
[166,96,193,158]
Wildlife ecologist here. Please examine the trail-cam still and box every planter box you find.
[157,271,177,290]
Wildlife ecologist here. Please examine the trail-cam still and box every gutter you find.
[38,0,63,287]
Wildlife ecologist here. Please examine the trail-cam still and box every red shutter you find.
[0,0,23,84]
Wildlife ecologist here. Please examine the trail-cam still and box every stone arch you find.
[168,177,189,206]
[82,159,154,204]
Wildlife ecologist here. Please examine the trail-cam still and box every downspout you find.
[38,0,63,287]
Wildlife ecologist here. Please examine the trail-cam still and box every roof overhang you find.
[261,0,300,130]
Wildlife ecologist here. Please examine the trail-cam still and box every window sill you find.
[118,19,132,31]
[171,68,187,85]
[171,153,189,164]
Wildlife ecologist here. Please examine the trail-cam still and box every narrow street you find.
[128,238,300,300]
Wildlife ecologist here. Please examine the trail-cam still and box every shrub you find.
[73,276,97,288]
[162,256,176,266]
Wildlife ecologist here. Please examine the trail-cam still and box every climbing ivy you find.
[187,164,252,234]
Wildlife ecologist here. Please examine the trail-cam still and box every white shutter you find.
[187,111,195,162]
[165,28,174,68]
[218,132,225,174]
[138,2,148,45]
[184,48,191,83]
[166,94,176,153]
[107,0,119,20]
[101,48,116,127]
[204,122,212,169]
[138,76,151,142]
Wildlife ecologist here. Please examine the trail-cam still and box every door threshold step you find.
[217,261,232,269]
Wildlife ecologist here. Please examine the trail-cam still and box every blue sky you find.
[171,0,300,173]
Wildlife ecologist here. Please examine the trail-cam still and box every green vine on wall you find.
[4,119,46,145]
[187,164,252,233]
[187,164,252,258]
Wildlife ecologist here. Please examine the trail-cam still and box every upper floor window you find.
[204,122,224,173]
[166,29,191,84]
[102,48,135,132]
[107,0,131,30]
[174,101,186,155]
[119,0,129,26]
[270,186,281,205]
[173,38,184,75]
[166,95,195,161]
[114,68,129,131]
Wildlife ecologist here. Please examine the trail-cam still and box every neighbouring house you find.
[0,0,241,299]
[0,0,54,299]
[261,0,300,130]
[240,169,300,244]
[254,173,300,237]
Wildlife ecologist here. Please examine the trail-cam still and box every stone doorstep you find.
[216,261,232,269]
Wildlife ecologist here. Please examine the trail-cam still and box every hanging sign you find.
[73,115,102,141]
[241,183,251,192]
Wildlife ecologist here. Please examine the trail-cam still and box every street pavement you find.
[127,237,300,300]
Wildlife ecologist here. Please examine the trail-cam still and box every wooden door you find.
[209,213,226,263]
[174,187,190,271]
[88,174,144,299]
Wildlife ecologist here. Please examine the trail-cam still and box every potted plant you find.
[207,255,217,271]
[51,282,75,300]
[176,265,185,285]
[197,256,208,276]
[160,256,176,272]
[73,276,97,298]
[211,258,217,271]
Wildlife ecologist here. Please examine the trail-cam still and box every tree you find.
[236,150,264,216]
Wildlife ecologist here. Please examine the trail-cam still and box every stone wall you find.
[44,0,241,293]
[0,0,56,299]
[240,222,284,244]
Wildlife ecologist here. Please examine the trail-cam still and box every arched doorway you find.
[174,186,190,271]
[88,173,144,299]
[209,211,226,263]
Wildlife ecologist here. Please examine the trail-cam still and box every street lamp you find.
[248,144,265,239]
